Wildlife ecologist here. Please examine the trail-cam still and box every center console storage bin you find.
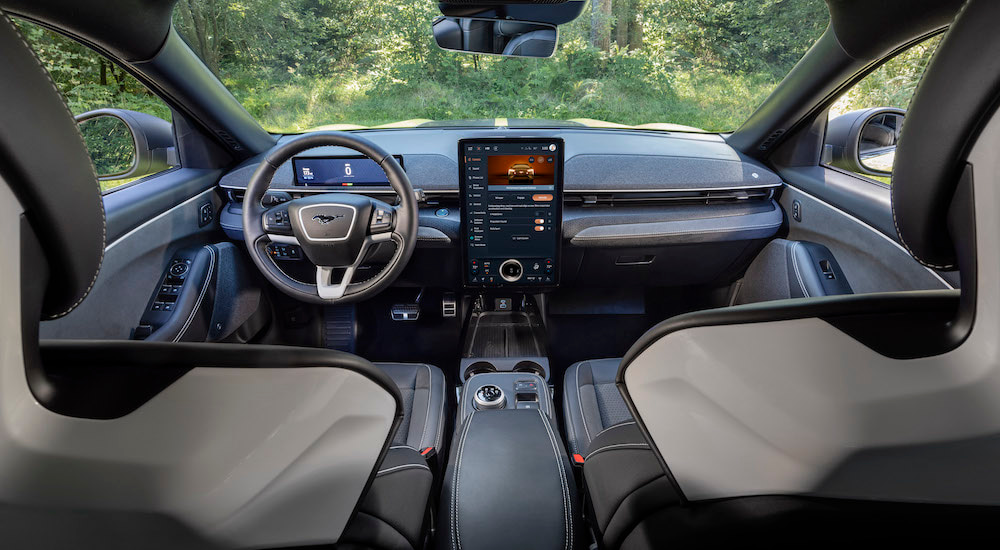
[437,409,577,550]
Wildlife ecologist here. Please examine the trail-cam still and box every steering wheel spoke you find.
[261,203,294,236]
[368,200,397,235]
[316,232,393,299]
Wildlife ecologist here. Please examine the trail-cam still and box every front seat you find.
[569,1,1000,547]
[0,12,442,550]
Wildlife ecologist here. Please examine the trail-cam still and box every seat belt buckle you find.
[572,453,585,467]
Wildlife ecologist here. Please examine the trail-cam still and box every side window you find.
[16,20,177,193]
[823,35,942,184]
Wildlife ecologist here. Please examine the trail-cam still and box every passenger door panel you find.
[777,171,953,293]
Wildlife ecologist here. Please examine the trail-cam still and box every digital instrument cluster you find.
[460,138,563,288]
[293,155,404,187]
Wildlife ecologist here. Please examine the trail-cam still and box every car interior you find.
[2,0,1000,548]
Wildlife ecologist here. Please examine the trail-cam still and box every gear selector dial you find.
[474,384,506,410]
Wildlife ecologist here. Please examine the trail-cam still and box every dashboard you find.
[218,128,786,290]
[460,138,563,288]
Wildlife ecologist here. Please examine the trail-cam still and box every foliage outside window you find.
[77,116,136,177]
[173,0,830,133]
[826,35,942,184]
[17,20,174,192]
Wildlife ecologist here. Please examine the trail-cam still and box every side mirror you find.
[824,107,904,177]
[433,16,557,58]
[76,109,177,181]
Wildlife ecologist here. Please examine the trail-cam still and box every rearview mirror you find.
[824,107,904,177]
[76,109,177,181]
[433,16,557,58]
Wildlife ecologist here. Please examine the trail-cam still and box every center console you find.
[440,377,577,550]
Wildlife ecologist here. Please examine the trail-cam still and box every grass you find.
[219,59,782,134]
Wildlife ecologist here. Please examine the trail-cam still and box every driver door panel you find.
[40,169,233,340]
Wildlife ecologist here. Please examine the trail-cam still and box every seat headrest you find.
[892,0,1000,269]
[0,12,105,318]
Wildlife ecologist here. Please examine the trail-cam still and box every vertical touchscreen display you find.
[460,139,563,287]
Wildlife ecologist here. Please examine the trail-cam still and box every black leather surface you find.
[562,359,632,456]
[437,410,577,550]
[619,495,1000,548]
[0,12,105,319]
[377,362,447,451]
[341,446,433,550]
[892,0,1000,269]
[580,422,679,550]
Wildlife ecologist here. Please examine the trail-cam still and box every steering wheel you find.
[243,132,418,304]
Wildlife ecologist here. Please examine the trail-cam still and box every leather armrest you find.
[438,410,577,550]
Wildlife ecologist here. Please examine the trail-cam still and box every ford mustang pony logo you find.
[312,214,344,224]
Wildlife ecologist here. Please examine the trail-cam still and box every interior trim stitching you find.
[593,421,638,440]
[173,245,216,342]
[419,364,433,449]
[576,363,593,450]
[451,411,475,550]
[376,463,431,476]
[789,241,810,297]
[888,0,969,271]
[586,443,651,462]
[105,188,215,251]
[434,372,446,451]
[563,383,579,455]
[2,11,108,319]
[538,409,571,550]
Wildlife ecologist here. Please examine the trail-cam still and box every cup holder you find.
[465,361,497,379]
[513,360,545,377]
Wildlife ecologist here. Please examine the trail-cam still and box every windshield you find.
[174,1,830,133]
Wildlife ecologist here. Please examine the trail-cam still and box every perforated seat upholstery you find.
[562,358,633,455]
[376,362,447,452]
[340,362,446,550]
